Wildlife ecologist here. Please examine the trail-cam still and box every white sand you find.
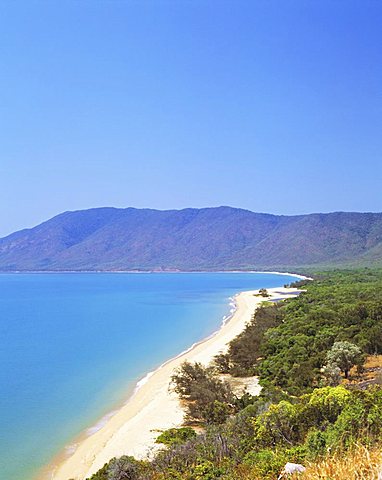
[49,287,301,480]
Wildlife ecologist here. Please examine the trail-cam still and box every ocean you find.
[0,272,299,480]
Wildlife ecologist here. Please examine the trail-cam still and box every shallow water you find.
[0,272,299,480]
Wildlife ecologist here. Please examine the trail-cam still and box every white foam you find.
[86,409,119,435]
[132,370,156,396]
[64,443,78,456]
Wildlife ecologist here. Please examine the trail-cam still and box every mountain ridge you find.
[1,206,382,271]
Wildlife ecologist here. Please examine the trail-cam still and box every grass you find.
[344,355,382,389]
[294,445,382,480]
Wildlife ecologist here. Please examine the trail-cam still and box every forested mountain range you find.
[0,206,381,271]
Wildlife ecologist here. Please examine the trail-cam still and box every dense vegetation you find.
[2,207,382,270]
[87,269,382,480]
[171,362,236,425]
[216,269,382,395]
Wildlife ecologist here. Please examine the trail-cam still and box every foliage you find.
[220,269,382,394]
[258,288,269,297]
[87,463,109,480]
[321,363,342,386]
[108,456,142,480]
[216,303,283,376]
[171,362,235,424]
[155,427,197,447]
[325,341,363,379]
[88,384,382,479]
[87,456,147,480]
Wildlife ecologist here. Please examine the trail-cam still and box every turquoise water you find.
[0,272,299,480]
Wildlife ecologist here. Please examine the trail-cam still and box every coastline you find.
[0,270,313,279]
[42,284,303,480]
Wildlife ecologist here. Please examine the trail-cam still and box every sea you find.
[0,272,300,480]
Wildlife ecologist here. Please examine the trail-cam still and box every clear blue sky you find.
[1,0,381,236]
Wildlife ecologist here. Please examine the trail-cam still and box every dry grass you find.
[364,355,382,371]
[294,445,382,480]
[344,355,382,388]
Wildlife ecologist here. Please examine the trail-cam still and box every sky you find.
[0,0,381,237]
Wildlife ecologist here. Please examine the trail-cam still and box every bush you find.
[171,362,235,424]
[243,449,286,476]
[304,429,327,458]
[258,288,270,297]
[191,460,225,480]
[155,427,197,447]
[304,386,351,425]
[107,456,142,480]
[254,400,304,446]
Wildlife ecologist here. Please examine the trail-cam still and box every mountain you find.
[0,207,382,271]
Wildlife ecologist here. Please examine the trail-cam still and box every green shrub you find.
[191,460,225,480]
[243,449,286,476]
[155,427,197,447]
[304,429,327,458]
[171,362,235,424]
[107,456,142,480]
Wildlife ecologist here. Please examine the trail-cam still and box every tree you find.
[107,456,141,480]
[325,341,363,379]
[258,288,270,297]
[321,363,342,386]
[213,353,231,373]
[171,362,235,424]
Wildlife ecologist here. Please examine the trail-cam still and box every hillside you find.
[0,207,382,271]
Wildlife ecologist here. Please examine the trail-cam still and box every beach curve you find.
[44,284,304,480]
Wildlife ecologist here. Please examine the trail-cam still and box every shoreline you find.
[42,283,303,480]
[38,294,240,480]
[0,270,312,280]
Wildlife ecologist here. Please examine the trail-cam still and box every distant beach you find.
[48,284,303,480]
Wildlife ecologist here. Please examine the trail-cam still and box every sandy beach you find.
[48,285,303,480]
